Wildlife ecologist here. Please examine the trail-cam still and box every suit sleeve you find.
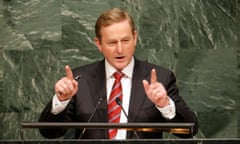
[38,97,76,139]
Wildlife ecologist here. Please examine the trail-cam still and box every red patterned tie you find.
[108,71,123,139]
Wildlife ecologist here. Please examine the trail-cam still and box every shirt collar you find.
[105,57,135,79]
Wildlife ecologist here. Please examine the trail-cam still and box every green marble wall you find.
[0,0,239,139]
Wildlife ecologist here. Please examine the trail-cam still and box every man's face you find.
[95,20,137,71]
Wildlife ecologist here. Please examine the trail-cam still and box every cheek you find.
[127,43,136,53]
[100,46,112,56]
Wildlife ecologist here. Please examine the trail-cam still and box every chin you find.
[112,60,129,70]
[116,64,128,71]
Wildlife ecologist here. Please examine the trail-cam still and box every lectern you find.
[21,122,194,139]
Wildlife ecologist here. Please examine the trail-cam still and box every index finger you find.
[65,65,74,80]
[150,69,157,84]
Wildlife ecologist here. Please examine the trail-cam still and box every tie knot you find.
[113,71,124,80]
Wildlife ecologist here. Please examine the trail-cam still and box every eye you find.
[122,39,129,44]
[108,41,117,46]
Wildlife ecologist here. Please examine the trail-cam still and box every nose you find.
[116,42,123,54]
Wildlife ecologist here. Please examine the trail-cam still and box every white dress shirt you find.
[105,57,134,139]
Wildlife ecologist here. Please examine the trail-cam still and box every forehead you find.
[100,20,132,39]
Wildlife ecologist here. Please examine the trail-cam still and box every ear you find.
[133,31,138,45]
[94,37,102,52]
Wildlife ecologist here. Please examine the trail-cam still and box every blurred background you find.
[0,0,239,139]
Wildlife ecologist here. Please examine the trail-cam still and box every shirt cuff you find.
[155,97,176,119]
[51,94,70,115]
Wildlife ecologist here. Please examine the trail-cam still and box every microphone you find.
[74,74,81,80]
[78,97,104,139]
[115,97,139,139]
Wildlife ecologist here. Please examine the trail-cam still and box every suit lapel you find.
[86,60,109,138]
[87,60,108,122]
[128,59,149,122]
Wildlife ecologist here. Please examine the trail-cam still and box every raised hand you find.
[142,69,169,107]
[55,65,78,101]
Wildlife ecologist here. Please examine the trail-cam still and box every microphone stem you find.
[78,98,103,139]
[116,97,139,139]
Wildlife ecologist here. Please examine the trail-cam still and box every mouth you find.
[115,56,125,62]
[116,56,124,59]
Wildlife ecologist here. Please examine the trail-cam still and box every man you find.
[39,8,198,139]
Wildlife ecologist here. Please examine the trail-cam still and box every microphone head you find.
[99,97,103,102]
[115,97,122,105]
[97,97,105,104]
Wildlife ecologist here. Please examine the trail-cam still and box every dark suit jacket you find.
[39,58,198,139]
